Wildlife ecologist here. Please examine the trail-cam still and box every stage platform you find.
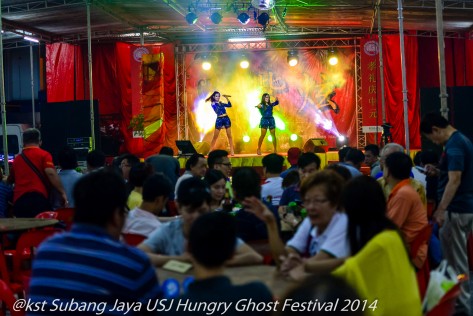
[177,151,340,170]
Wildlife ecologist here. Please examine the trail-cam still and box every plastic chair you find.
[425,281,462,316]
[55,207,75,230]
[35,211,58,219]
[0,279,25,316]
[411,223,433,299]
[0,246,24,300]
[12,229,60,285]
[121,233,147,246]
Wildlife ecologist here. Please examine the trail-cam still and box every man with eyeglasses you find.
[208,149,233,198]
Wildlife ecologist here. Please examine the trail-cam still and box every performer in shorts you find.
[256,93,279,155]
[207,91,234,156]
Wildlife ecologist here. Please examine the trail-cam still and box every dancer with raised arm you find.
[256,93,279,155]
[207,91,235,156]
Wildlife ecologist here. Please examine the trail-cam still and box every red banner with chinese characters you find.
[360,37,383,134]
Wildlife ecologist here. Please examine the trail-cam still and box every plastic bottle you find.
[161,278,180,298]
[287,201,297,214]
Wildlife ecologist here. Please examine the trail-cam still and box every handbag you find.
[20,152,55,205]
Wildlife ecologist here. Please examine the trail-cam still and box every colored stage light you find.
[237,12,250,25]
[328,48,338,66]
[290,134,298,141]
[336,135,348,148]
[185,12,198,25]
[240,55,249,69]
[202,61,211,71]
[210,12,222,24]
[287,51,298,67]
[289,134,303,148]
[268,135,273,142]
[243,135,250,143]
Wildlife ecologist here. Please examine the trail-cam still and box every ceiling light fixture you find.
[24,36,39,43]
[185,12,198,25]
[257,12,270,30]
[237,12,250,25]
[210,12,222,24]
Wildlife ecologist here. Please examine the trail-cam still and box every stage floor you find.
[177,151,340,169]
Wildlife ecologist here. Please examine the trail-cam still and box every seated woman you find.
[310,176,422,315]
[243,170,349,276]
[203,169,227,211]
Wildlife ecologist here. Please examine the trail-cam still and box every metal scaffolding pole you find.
[397,0,410,155]
[0,0,10,175]
[87,0,96,149]
[436,0,449,119]
[377,3,386,126]
[30,43,36,128]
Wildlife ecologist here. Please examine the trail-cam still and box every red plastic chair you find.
[426,281,462,316]
[55,207,75,230]
[35,211,58,219]
[410,223,433,299]
[0,246,24,300]
[12,230,60,285]
[0,279,25,316]
[121,233,147,246]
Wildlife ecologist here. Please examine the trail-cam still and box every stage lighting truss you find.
[287,50,298,67]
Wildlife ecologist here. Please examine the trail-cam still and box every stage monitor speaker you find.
[41,100,100,164]
[175,140,197,156]
[303,138,328,153]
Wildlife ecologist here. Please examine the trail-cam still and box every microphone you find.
[222,94,231,98]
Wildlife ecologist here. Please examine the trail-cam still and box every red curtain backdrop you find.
[382,35,421,148]
[46,42,176,156]
[418,36,473,87]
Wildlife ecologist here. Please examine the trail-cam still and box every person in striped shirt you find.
[28,170,161,315]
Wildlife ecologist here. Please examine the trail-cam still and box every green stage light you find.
[290,134,298,141]
[243,135,250,143]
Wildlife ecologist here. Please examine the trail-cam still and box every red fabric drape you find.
[418,37,473,87]
[383,35,421,148]
[46,42,175,156]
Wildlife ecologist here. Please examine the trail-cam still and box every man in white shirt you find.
[123,173,172,236]
[261,153,285,206]
[174,153,207,199]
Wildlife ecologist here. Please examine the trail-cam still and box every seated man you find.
[139,177,263,267]
[385,152,428,268]
[174,153,207,200]
[123,172,173,236]
[168,212,273,316]
[28,170,161,315]
[261,153,285,206]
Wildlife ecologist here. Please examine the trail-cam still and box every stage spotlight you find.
[210,12,222,24]
[243,135,250,143]
[328,49,338,66]
[336,135,349,148]
[202,61,211,71]
[240,55,249,69]
[287,51,298,67]
[185,12,198,25]
[237,12,250,25]
[268,135,273,142]
[289,134,303,148]
[257,12,270,28]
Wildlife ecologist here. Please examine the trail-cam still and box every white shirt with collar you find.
[123,207,162,236]
[261,177,284,206]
